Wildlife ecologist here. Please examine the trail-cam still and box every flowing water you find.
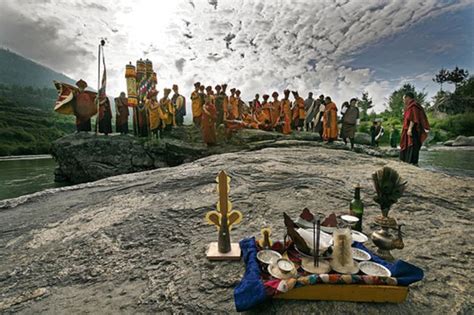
[0,148,472,201]
[0,155,66,201]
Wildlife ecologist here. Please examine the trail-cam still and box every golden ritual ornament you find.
[205,171,242,260]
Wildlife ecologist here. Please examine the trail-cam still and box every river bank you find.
[0,145,472,313]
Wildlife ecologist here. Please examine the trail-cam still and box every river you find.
[0,148,472,201]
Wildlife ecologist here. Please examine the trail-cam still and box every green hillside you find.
[0,48,75,88]
[0,97,75,156]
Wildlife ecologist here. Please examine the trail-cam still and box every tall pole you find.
[95,43,101,134]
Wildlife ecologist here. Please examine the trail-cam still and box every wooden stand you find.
[206,242,241,261]
[275,284,408,303]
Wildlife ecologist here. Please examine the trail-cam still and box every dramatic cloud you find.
[1,0,472,112]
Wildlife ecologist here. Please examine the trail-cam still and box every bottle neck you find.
[354,187,360,200]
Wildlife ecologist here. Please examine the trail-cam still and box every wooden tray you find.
[275,284,408,303]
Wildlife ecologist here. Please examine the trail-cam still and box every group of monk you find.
[190,82,357,147]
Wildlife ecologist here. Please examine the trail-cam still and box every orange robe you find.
[261,102,273,126]
[201,102,217,145]
[281,99,292,134]
[146,98,161,130]
[242,113,258,129]
[191,91,202,123]
[271,100,281,127]
[323,102,338,140]
[254,109,272,130]
[229,95,239,119]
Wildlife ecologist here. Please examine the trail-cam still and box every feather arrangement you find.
[372,167,407,217]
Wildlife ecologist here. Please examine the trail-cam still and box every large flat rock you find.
[0,146,472,314]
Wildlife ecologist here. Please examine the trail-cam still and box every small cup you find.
[277,258,294,274]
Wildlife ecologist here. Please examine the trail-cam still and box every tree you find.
[358,91,373,121]
[386,84,427,119]
[433,68,450,91]
[446,66,469,89]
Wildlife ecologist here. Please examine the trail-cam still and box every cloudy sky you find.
[1,0,473,112]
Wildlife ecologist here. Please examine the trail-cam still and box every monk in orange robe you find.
[145,89,161,138]
[254,101,272,131]
[191,82,202,127]
[229,88,240,120]
[221,84,229,120]
[291,91,305,131]
[322,96,338,142]
[280,90,292,134]
[201,91,217,146]
[261,94,274,128]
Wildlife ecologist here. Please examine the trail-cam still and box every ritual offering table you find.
[233,237,424,311]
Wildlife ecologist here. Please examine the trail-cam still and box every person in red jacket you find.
[399,92,430,165]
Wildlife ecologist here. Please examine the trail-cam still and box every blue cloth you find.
[353,242,424,286]
[234,237,268,312]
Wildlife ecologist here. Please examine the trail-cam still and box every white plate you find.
[257,250,282,265]
[352,247,371,261]
[320,226,336,234]
[351,231,369,243]
[359,261,391,277]
[267,263,298,280]
[341,215,359,223]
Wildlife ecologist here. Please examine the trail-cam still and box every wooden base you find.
[275,284,408,303]
[206,242,241,260]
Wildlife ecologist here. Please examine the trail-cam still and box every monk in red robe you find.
[74,79,94,132]
[280,90,292,134]
[201,89,217,146]
[322,96,338,142]
[399,92,430,165]
[115,92,129,134]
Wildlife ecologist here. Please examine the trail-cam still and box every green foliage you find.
[430,112,474,138]
[358,91,373,121]
[0,96,75,156]
[433,68,450,91]
[447,66,469,88]
[386,83,427,119]
[432,76,474,114]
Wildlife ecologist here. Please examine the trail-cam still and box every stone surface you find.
[354,132,372,145]
[51,127,397,184]
[0,145,472,314]
[452,136,474,147]
[444,140,454,146]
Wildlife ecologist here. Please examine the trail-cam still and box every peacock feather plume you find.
[372,167,407,217]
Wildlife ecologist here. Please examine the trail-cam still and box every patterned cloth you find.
[234,237,424,312]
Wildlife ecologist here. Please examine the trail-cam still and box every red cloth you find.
[201,103,217,145]
[400,100,430,150]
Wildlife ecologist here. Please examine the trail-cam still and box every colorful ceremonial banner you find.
[53,81,97,118]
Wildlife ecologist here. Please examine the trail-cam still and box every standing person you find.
[314,94,326,138]
[214,85,225,126]
[191,82,202,127]
[252,94,261,112]
[115,92,129,134]
[339,101,350,139]
[221,84,229,120]
[262,94,274,127]
[159,88,175,133]
[98,98,113,135]
[390,124,400,148]
[280,90,292,134]
[291,91,305,131]
[236,90,245,119]
[370,120,384,147]
[304,92,315,131]
[201,91,217,146]
[145,89,161,138]
[271,93,281,129]
[73,79,93,132]
[172,84,186,126]
[400,92,430,165]
[229,88,239,120]
[341,98,359,150]
[322,96,338,143]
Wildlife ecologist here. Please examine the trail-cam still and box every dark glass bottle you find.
[350,184,364,232]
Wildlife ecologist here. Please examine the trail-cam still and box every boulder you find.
[0,146,472,314]
[452,136,474,147]
[354,132,372,145]
[51,127,401,184]
[444,140,454,146]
